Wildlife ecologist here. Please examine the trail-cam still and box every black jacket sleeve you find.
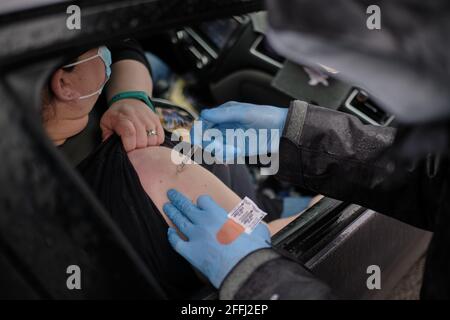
[219,249,334,300]
[277,101,447,231]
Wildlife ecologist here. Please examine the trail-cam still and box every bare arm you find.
[128,146,241,228]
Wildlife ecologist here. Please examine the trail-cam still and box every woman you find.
[41,43,304,298]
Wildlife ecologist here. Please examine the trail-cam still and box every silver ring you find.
[147,129,157,136]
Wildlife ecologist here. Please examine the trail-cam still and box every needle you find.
[177,145,198,173]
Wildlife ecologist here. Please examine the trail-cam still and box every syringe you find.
[176,145,199,174]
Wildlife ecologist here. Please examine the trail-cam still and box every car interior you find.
[0,0,431,299]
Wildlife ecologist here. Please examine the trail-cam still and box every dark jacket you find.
[219,100,450,299]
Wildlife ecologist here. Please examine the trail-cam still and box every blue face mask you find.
[62,46,112,100]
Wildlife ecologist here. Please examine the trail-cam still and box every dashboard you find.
[197,19,241,51]
[170,14,393,126]
[171,15,283,75]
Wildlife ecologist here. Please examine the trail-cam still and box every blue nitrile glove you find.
[190,102,288,161]
[163,189,271,288]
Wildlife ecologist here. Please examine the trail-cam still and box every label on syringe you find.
[227,197,267,234]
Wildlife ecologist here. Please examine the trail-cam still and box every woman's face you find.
[42,47,110,145]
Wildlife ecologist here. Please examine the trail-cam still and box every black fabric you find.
[255,193,283,223]
[58,108,103,166]
[76,135,203,299]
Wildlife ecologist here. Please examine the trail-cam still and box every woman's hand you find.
[100,98,164,152]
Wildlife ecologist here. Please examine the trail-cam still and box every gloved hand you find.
[163,189,271,288]
[190,101,288,161]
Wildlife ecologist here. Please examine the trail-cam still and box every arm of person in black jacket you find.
[277,101,445,231]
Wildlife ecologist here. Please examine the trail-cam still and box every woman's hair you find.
[41,82,55,123]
